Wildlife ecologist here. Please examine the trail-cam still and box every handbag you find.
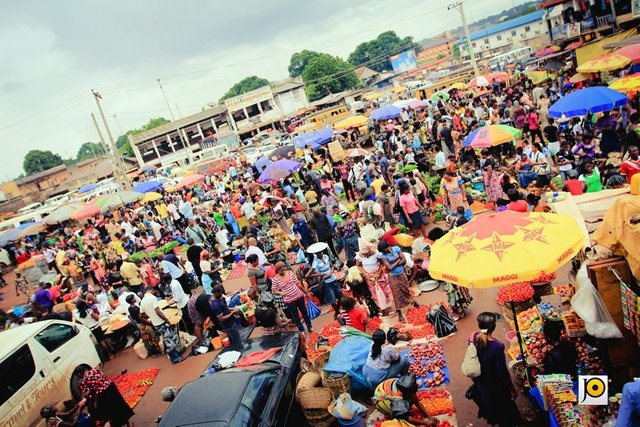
[461,337,481,378]
[306,298,321,320]
[465,384,476,400]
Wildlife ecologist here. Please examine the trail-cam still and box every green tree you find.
[219,76,270,103]
[347,31,421,72]
[116,117,170,157]
[451,43,461,59]
[23,150,64,175]
[76,142,105,162]
[288,50,323,78]
[301,54,359,102]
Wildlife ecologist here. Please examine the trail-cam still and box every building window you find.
[496,35,502,41]
[524,25,531,32]
[472,42,476,48]
[511,30,516,36]
[484,38,489,45]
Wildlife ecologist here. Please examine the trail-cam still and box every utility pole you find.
[449,0,480,78]
[91,90,131,190]
[157,78,192,165]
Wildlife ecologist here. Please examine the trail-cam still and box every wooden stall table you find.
[102,314,131,335]
[158,299,182,326]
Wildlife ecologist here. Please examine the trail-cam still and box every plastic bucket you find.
[338,416,364,427]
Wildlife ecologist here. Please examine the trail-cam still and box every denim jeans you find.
[286,296,313,332]
[560,169,577,181]
[167,348,182,364]
[225,323,243,349]
[363,355,410,388]
[323,280,343,305]
[343,235,360,260]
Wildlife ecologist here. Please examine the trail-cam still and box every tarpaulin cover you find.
[323,335,371,392]
[235,347,282,367]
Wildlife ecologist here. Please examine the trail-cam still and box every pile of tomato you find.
[496,283,535,304]
[401,323,435,340]
[110,368,159,409]
[408,341,448,387]
[416,389,455,416]
[406,301,449,326]
[368,316,383,331]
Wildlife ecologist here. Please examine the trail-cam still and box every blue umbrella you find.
[549,87,627,119]
[294,133,315,149]
[139,165,157,174]
[255,156,271,172]
[259,159,302,183]
[0,222,38,246]
[370,105,402,121]
[311,127,334,144]
[78,183,99,194]
[132,180,163,193]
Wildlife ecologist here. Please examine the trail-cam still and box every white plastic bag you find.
[329,392,367,421]
[571,265,622,339]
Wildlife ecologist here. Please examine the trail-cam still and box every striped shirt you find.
[271,271,304,304]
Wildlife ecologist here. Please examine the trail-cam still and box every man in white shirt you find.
[147,214,162,242]
[118,286,138,312]
[162,273,193,333]
[244,237,269,269]
[240,198,257,219]
[140,286,183,363]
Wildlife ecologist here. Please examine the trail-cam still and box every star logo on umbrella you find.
[517,226,548,244]
[453,236,476,261]
[482,233,514,262]
[532,215,558,225]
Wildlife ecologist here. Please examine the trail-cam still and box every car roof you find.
[158,370,255,427]
[0,320,70,360]
[204,333,299,374]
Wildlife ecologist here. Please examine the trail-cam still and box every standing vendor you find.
[542,319,578,377]
[372,375,436,426]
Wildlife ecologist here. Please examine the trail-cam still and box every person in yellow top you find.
[304,187,318,208]
[156,201,169,220]
[120,257,143,293]
[373,375,435,426]
[55,249,67,275]
[371,177,385,196]
[111,235,125,256]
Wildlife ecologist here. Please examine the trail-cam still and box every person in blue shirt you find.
[378,241,414,322]
[618,381,640,426]
[292,214,314,249]
[211,284,243,348]
[307,246,342,318]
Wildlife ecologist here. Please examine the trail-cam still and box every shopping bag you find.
[306,298,321,320]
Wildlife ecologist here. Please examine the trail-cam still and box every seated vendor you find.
[364,329,409,387]
[373,375,436,426]
[542,319,578,377]
[248,289,292,336]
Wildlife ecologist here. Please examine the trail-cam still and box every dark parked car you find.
[158,333,305,427]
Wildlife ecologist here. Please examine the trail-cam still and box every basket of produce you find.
[497,283,535,321]
[321,370,351,399]
[301,408,334,427]
[310,346,331,372]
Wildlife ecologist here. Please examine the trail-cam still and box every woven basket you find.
[498,298,535,321]
[302,407,335,427]
[298,387,333,409]
[297,372,322,393]
[311,346,331,372]
[321,370,351,399]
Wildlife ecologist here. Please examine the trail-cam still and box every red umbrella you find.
[615,43,640,63]
[71,203,100,221]
[564,40,584,51]
[534,45,561,58]
[176,174,205,189]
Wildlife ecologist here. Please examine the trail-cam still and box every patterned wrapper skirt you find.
[388,272,414,309]
[362,268,393,310]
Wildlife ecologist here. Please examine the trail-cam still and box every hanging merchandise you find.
[620,282,639,335]
[571,265,623,339]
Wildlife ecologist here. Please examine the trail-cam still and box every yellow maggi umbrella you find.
[392,86,407,93]
[577,53,631,73]
[449,82,466,90]
[569,72,592,83]
[608,74,640,92]
[525,70,551,85]
[429,211,584,288]
[141,192,163,203]
[334,115,368,129]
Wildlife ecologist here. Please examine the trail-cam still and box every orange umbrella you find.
[467,72,509,89]
[564,40,584,51]
[176,174,205,189]
[614,43,640,63]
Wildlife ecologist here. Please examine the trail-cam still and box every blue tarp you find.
[294,128,334,150]
[323,335,372,392]
[78,183,99,194]
[370,105,402,121]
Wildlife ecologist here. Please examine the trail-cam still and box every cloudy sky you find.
[0,0,527,180]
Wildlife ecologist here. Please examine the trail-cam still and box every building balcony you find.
[551,14,614,41]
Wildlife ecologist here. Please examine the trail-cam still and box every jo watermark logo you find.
[578,375,608,405]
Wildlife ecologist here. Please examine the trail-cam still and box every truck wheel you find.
[70,364,91,401]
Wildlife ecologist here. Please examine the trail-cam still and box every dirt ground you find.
[1,264,546,427]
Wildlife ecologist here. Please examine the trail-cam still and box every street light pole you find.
[91,90,131,190]
[449,0,480,77]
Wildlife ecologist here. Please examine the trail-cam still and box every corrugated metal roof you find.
[16,165,67,185]
[129,104,228,144]
[468,10,545,41]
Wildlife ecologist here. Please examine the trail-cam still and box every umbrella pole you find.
[511,300,530,387]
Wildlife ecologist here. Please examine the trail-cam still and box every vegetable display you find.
[496,283,534,304]
[407,341,449,388]
[129,241,181,262]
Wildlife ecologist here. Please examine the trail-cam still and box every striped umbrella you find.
[463,125,522,148]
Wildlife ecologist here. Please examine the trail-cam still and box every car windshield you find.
[230,369,278,427]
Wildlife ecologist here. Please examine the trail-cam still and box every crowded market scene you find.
[3,2,640,427]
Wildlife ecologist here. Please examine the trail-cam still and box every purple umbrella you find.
[407,99,428,110]
[370,105,402,121]
[259,159,302,183]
